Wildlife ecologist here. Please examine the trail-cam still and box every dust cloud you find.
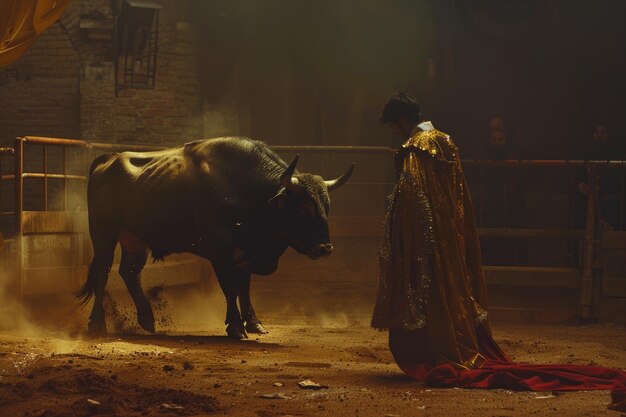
[98,268,374,336]
[0,263,34,333]
[101,279,228,335]
[0,260,86,351]
[1,238,372,339]
[262,300,370,329]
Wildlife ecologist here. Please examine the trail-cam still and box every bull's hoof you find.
[137,307,156,333]
[138,315,156,334]
[226,324,248,339]
[245,322,268,334]
[88,320,107,337]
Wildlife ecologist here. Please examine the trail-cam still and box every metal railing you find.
[0,147,15,238]
[2,140,624,238]
[13,136,90,233]
[4,140,622,239]
[0,137,167,238]
[464,159,626,232]
[461,159,625,320]
[272,145,396,154]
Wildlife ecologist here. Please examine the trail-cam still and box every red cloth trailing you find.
[425,361,626,392]
[390,327,626,396]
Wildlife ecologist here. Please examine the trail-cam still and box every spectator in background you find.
[586,124,618,160]
[471,116,527,266]
[577,124,625,231]
[474,116,512,160]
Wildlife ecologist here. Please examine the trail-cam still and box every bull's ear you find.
[269,193,287,208]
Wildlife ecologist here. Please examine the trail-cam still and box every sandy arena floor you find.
[0,308,625,417]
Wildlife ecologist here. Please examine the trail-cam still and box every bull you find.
[77,137,354,339]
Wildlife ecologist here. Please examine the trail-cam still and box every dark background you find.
[191,0,626,159]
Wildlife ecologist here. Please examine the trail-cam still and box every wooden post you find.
[13,137,24,316]
[43,145,48,211]
[14,138,23,234]
[579,166,598,319]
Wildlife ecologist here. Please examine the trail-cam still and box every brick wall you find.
[0,0,204,148]
[0,1,205,235]
[0,23,81,147]
[109,19,203,145]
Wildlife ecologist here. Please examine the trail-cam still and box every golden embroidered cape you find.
[371,127,492,368]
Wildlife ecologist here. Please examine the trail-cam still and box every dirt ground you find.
[0,298,625,417]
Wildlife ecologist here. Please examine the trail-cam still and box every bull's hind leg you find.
[238,273,268,334]
[213,264,247,339]
[118,232,155,333]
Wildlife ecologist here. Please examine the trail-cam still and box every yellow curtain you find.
[0,0,69,68]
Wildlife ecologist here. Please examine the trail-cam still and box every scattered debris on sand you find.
[297,379,328,390]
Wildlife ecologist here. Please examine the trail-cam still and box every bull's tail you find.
[75,262,100,305]
[78,153,119,307]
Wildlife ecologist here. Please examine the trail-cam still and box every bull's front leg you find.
[213,264,248,339]
[237,272,268,334]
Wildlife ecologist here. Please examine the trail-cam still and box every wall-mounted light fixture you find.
[114,0,162,94]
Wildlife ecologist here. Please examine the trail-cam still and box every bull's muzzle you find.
[309,243,334,259]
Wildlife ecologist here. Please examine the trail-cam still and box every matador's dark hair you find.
[379,91,421,125]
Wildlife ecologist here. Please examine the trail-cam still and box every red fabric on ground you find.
[425,360,626,391]
[391,327,626,394]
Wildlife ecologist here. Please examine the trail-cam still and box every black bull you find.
[77,137,354,339]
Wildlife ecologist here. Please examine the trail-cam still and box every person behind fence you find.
[577,123,625,231]
[371,91,626,399]
[471,116,527,266]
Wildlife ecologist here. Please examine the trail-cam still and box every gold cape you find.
[371,127,492,368]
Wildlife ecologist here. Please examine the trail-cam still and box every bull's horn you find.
[280,155,300,190]
[325,163,355,192]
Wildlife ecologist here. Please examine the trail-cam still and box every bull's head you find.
[269,155,354,259]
